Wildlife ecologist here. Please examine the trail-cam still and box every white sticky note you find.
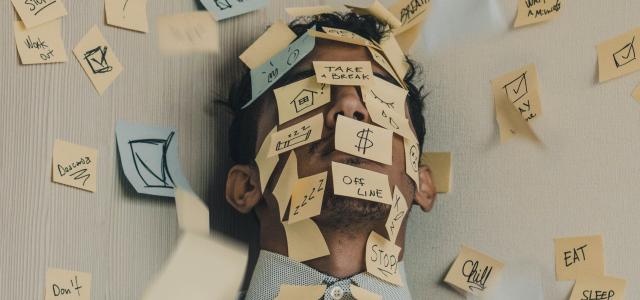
[175,187,209,236]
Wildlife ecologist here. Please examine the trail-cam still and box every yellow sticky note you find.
[288,171,327,224]
[514,0,562,28]
[365,231,402,286]
[368,47,404,87]
[283,218,330,262]
[285,6,335,17]
[52,139,97,192]
[380,35,409,79]
[350,285,382,300]
[14,20,67,64]
[597,28,640,83]
[633,83,640,103]
[105,0,149,33]
[45,268,91,300]
[240,20,296,69]
[421,152,451,193]
[308,29,380,50]
[365,98,416,143]
[331,162,392,205]
[554,235,605,281]
[322,26,369,43]
[11,0,67,29]
[390,0,432,33]
[385,186,408,243]
[175,187,209,236]
[394,21,424,53]
[274,76,330,124]
[73,26,123,95]
[403,138,420,188]
[275,284,326,300]
[313,61,374,86]
[335,115,393,165]
[444,245,505,296]
[569,275,626,300]
[268,113,323,157]
[363,76,407,117]
[255,127,278,192]
[157,11,219,55]
[345,1,402,29]
[272,151,298,221]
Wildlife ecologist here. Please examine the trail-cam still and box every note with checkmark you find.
[597,27,640,82]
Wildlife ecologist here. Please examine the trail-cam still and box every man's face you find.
[253,39,418,229]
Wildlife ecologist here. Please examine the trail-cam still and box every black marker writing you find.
[564,244,587,267]
[462,260,492,291]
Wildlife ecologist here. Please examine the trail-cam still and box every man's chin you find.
[313,195,390,232]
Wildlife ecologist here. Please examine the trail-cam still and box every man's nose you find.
[325,85,371,129]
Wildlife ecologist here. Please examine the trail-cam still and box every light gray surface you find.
[1,0,639,300]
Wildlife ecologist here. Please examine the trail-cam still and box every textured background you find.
[1,0,639,299]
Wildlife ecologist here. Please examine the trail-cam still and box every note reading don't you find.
[331,161,392,205]
[52,140,97,192]
[313,61,374,86]
[444,245,504,296]
[45,268,92,300]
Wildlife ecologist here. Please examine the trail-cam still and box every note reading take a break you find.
[274,76,330,124]
[73,26,123,95]
[366,231,403,286]
[514,0,562,28]
[385,186,408,243]
[313,61,374,86]
[403,139,420,188]
[275,284,326,300]
[569,275,626,300]
[335,115,393,165]
[444,245,505,297]
[421,152,452,193]
[389,0,432,35]
[283,218,330,262]
[45,268,91,300]
[288,171,327,224]
[597,27,640,82]
[105,0,149,33]
[331,162,392,205]
[175,187,209,236]
[157,12,219,55]
[239,20,296,69]
[52,140,97,192]
[268,113,323,157]
[14,20,67,64]
[272,151,298,221]
[11,0,67,29]
[199,0,267,21]
[554,235,605,281]
[255,127,278,192]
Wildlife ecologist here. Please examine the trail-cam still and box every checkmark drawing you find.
[613,36,636,68]
[503,72,528,103]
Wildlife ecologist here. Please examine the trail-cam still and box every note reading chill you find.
[513,0,562,28]
[444,245,504,296]
[274,76,330,124]
[272,151,298,221]
[288,171,327,224]
[331,162,392,205]
[45,268,91,300]
[268,113,323,157]
[421,152,452,193]
[313,61,374,86]
[73,26,123,95]
[14,20,67,64]
[365,231,402,286]
[597,27,640,82]
[157,11,219,55]
[385,186,408,243]
[52,140,97,192]
[335,115,393,165]
[554,235,604,281]
[199,0,268,21]
[569,275,626,300]
[282,218,330,262]
[105,0,149,33]
[11,0,67,29]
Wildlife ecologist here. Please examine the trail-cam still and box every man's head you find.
[224,12,436,234]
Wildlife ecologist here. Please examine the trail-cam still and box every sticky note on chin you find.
[331,161,392,205]
[569,275,626,300]
[554,235,604,281]
[365,231,403,286]
[313,61,374,86]
[444,245,505,297]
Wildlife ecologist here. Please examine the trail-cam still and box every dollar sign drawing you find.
[355,128,374,154]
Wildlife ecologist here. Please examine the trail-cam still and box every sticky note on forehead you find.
[11,0,67,29]
[308,29,380,50]
[514,0,562,28]
[73,26,123,95]
[313,61,374,86]
[597,27,640,82]
[365,231,403,286]
[268,113,323,157]
[569,275,626,300]
[240,20,296,69]
[45,268,92,300]
[52,140,98,192]
[444,245,505,296]
[554,235,604,281]
[274,76,330,124]
[331,161,392,205]
[14,20,68,65]
[335,115,393,165]
[345,1,402,29]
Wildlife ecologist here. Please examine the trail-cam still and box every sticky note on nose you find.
[331,161,392,205]
[365,231,403,286]
[335,115,393,165]
[313,61,374,86]
[554,235,604,281]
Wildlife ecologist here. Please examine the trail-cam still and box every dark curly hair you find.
[227,12,427,165]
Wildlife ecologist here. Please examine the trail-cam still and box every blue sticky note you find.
[116,120,192,197]
[245,32,316,109]
[200,0,268,21]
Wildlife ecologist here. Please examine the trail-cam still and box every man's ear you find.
[413,165,437,212]
[225,164,262,213]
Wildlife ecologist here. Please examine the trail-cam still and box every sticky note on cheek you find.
[569,275,626,300]
[11,0,67,29]
[403,139,420,188]
[268,113,323,157]
[45,268,92,300]
[365,231,403,286]
[597,28,640,82]
[52,140,97,192]
[335,115,393,165]
[331,161,392,205]
[288,171,327,224]
[444,245,505,296]
[313,61,374,86]
[73,26,123,95]
[255,127,278,192]
[385,186,408,243]
[272,151,298,221]
[554,235,604,281]
[274,76,330,125]
[14,20,68,64]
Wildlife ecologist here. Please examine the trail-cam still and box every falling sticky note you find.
[365,97,416,143]
[365,231,403,286]
[554,235,605,281]
[11,0,67,29]
[313,61,374,86]
[199,0,267,21]
[157,11,219,55]
[115,120,191,197]
[44,268,92,300]
[335,115,393,165]
[239,20,296,69]
[105,0,149,33]
[363,76,408,117]
[345,1,402,29]
[385,186,408,243]
[421,152,451,193]
[350,285,382,300]
[14,20,67,64]
[255,127,278,192]
[272,151,298,221]
[368,47,404,87]
[141,232,247,300]
[52,140,97,192]
[380,34,409,79]
[569,275,626,300]
[268,113,323,157]
[274,76,330,124]
[175,187,209,236]
[389,0,432,35]
[288,171,327,224]
[248,31,316,107]
[283,218,330,262]
[403,139,420,188]
[444,245,505,296]
[275,284,326,300]
[73,26,123,95]
[597,27,640,83]
[331,162,392,205]
[285,6,335,17]
[308,29,380,50]
[513,0,562,28]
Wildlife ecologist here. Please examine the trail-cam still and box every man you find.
[224,11,436,300]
